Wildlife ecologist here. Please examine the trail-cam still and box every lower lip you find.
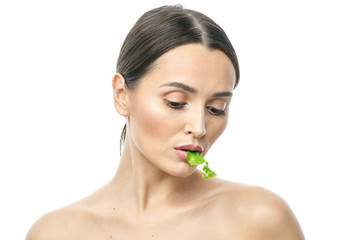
[174,149,188,161]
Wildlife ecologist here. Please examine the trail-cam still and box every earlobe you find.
[112,73,129,116]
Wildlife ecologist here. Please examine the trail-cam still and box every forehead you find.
[138,43,236,91]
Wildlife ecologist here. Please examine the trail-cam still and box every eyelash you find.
[164,100,226,116]
[165,100,187,109]
[207,106,226,116]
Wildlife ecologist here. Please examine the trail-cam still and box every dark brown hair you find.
[116,5,240,150]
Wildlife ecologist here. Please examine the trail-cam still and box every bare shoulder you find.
[210,180,305,240]
[238,185,304,239]
[25,204,88,240]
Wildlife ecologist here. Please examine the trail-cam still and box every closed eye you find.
[207,106,226,116]
[165,100,226,115]
[165,100,187,109]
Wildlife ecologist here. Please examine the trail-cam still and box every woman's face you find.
[125,44,235,177]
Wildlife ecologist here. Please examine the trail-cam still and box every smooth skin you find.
[26,44,305,240]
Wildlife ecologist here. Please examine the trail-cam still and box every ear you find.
[112,73,129,116]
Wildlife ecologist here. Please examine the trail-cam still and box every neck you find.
[110,140,194,214]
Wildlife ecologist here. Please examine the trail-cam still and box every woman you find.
[26,5,304,239]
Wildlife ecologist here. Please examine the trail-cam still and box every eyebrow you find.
[160,81,233,97]
[212,91,233,97]
[160,82,197,94]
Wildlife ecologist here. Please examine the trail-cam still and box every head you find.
[113,5,239,176]
[116,5,239,89]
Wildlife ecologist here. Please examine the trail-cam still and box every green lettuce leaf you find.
[186,151,217,178]
[186,151,206,165]
[202,162,217,178]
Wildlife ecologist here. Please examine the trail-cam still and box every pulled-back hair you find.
[116,5,240,150]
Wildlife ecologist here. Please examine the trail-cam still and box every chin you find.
[166,163,197,178]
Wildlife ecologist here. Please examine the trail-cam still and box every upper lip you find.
[175,144,204,153]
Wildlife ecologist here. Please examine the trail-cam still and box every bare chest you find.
[75,207,242,240]
[79,220,239,240]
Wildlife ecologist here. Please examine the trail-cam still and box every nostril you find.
[184,115,207,137]
[187,128,206,138]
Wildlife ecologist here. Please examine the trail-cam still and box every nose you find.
[184,109,207,138]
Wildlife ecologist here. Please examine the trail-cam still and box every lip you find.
[175,144,204,153]
[174,149,188,161]
[174,144,204,161]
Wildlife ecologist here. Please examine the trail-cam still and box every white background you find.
[0,0,359,239]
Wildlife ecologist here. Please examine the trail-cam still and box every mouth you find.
[181,149,200,154]
[174,144,204,161]
[174,144,203,154]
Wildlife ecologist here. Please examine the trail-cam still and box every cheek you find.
[206,117,229,148]
[130,98,176,147]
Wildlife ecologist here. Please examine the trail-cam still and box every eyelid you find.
[207,106,226,116]
[208,99,228,110]
[163,91,187,101]
[164,99,187,109]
